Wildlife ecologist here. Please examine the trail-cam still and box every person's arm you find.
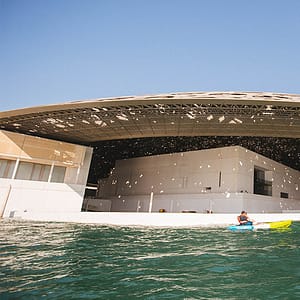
[248,216,256,224]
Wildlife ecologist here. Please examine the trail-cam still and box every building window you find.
[31,164,51,181]
[280,192,289,199]
[51,166,66,183]
[15,162,51,181]
[2,160,66,183]
[253,167,272,196]
[15,162,34,180]
[0,159,15,178]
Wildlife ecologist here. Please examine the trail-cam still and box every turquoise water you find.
[0,221,299,299]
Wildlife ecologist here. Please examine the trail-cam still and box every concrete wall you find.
[0,180,84,217]
[98,146,300,213]
[237,146,300,200]
[99,146,245,196]
[82,198,112,212]
[0,130,92,217]
[95,192,300,214]
[108,193,242,213]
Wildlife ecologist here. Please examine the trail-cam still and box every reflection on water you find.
[0,220,299,299]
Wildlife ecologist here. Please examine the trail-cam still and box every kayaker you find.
[237,211,254,225]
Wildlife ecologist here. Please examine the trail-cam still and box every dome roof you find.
[1,91,299,144]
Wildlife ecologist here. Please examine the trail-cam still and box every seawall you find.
[6,211,300,227]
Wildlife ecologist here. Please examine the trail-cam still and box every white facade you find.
[98,146,300,213]
[0,130,93,218]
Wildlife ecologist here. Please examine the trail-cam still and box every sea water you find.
[0,220,299,300]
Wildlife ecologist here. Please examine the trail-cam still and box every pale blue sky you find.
[1,0,300,111]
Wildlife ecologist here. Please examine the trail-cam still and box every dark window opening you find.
[280,192,288,199]
[254,167,272,196]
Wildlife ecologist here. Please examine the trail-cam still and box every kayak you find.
[228,220,292,231]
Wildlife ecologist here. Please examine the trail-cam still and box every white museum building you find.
[95,146,300,213]
[0,130,92,219]
[1,129,300,224]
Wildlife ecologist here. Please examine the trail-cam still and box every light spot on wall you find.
[186,112,196,119]
[234,118,243,124]
[95,120,107,127]
[116,114,128,121]
[91,114,100,120]
[44,118,56,124]
[219,116,225,122]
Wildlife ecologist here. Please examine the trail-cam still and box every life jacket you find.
[239,215,248,222]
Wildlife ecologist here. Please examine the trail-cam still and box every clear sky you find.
[1,0,300,111]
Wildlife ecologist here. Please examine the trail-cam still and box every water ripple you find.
[0,220,300,299]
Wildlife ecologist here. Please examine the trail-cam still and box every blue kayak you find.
[228,220,292,231]
[228,224,255,231]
